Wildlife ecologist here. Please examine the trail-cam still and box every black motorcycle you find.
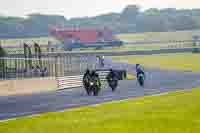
[85,84,92,96]
[89,77,101,96]
[137,73,145,87]
[108,77,118,92]
[83,76,92,95]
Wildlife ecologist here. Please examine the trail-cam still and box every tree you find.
[1,6,200,36]
[171,15,198,30]
[144,8,160,16]
[0,46,6,57]
[0,46,6,78]
[120,5,140,22]
[136,14,168,32]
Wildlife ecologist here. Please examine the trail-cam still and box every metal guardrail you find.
[57,75,83,89]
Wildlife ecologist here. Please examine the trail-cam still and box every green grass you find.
[116,30,200,42]
[113,53,200,72]
[1,88,200,132]
[73,44,200,53]
[0,37,53,46]
[115,30,200,51]
[78,30,200,52]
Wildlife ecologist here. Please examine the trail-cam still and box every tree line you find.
[1,5,200,38]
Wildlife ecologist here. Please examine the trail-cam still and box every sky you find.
[0,0,200,18]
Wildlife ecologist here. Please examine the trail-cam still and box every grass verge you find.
[113,53,200,72]
[1,88,200,133]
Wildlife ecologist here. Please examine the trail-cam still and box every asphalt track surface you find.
[1,61,200,121]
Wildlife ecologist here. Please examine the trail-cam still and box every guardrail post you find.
[55,56,58,77]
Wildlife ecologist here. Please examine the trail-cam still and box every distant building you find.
[49,27,123,50]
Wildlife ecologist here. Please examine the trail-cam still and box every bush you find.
[0,46,6,57]
[0,46,6,78]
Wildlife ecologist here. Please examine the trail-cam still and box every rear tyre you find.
[93,87,100,96]
[139,80,144,86]
[85,87,92,96]
[138,78,144,87]
[111,86,116,92]
[111,81,118,92]
[138,74,144,87]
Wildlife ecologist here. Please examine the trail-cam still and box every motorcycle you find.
[108,77,118,92]
[83,76,92,96]
[89,78,101,96]
[85,84,92,96]
[137,73,145,87]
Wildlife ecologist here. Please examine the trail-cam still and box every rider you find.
[83,69,91,89]
[99,56,105,67]
[90,70,101,88]
[136,64,145,79]
[106,69,118,82]
[101,56,105,66]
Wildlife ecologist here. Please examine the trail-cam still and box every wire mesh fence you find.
[0,55,96,80]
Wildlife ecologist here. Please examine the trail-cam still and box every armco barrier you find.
[57,75,83,89]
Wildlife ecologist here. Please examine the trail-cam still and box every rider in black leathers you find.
[136,64,146,86]
[83,69,91,94]
[106,69,118,91]
[90,70,101,88]
[106,69,118,81]
[136,64,146,80]
[90,70,101,96]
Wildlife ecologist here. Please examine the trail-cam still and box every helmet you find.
[136,64,140,69]
[86,69,90,74]
[91,70,96,76]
